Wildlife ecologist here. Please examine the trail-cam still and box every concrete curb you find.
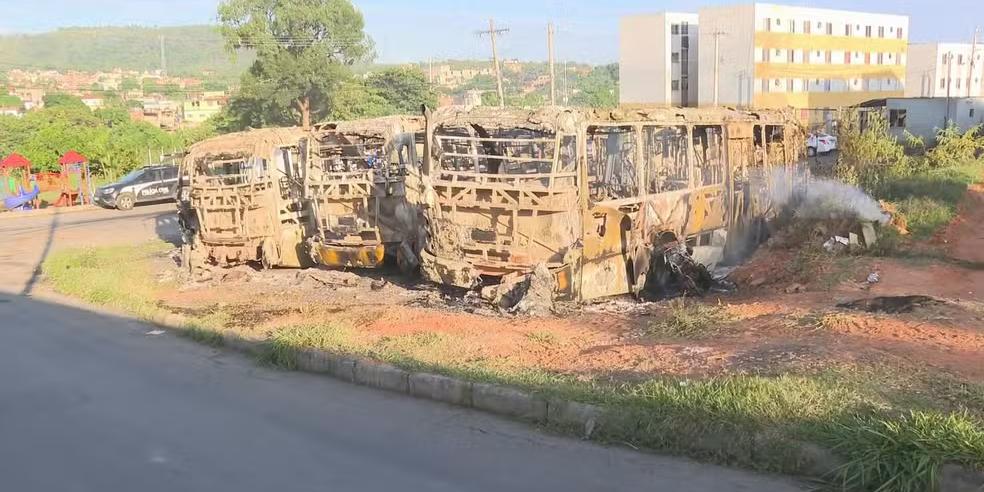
[0,204,99,221]
[143,310,984,490]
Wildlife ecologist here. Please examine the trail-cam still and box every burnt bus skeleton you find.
[178,128,312,271]
[303,116,425,271]
[419,106,804,303]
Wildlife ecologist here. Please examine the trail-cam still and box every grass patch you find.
[827,411,984,492]
[180,325,225,347]
[647,298,733,338]
[43,241,172,318]
[879,161,984,239]
[525,330,557,346]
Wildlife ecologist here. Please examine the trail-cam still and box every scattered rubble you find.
[837,295,945,314]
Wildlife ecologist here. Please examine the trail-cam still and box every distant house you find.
[0,106,23,117]
[859,97,984,144]
[181,92,227,126]
[80,95,105,110]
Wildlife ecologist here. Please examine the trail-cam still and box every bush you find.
[834,110,914,195]
[927,124,984,169]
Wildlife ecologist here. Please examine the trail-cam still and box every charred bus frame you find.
[419,106,804,301]
[179,127,310,269]
[303,116,425,269]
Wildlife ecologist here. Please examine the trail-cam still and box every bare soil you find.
[151,186,984,387]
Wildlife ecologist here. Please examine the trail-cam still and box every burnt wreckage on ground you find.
[179,106,805,303]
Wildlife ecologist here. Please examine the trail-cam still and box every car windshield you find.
[117,169,145,184]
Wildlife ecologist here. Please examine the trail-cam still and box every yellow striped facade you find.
[751,32,906,109]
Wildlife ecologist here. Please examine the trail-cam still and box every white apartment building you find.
[907,43,984,98]
[697,3,909,110]
[620,12,699,107]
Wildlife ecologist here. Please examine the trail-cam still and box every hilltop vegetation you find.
[0,26,253,77]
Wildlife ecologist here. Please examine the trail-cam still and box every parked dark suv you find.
[93,165,179,210]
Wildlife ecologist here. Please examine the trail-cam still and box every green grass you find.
[647,298,733,338]
[879,161,984,239]
[43,242,984,490]
[42,241,172,318]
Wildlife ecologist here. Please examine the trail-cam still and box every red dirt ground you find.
[155,182,984,384]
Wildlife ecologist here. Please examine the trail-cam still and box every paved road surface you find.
[0,205,806,491]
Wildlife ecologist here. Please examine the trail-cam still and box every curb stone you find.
[136,309,984,487]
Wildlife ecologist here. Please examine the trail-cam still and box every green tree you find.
[218,0,373,128]
[120,78,140,92]
[328,79,393,120]
[0,94,22,108]
[43,93,89,111]
[570,64,618,108]
[365,66,436,114]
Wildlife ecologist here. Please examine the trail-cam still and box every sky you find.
[0,0,981,64]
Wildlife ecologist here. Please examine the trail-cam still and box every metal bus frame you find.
[419,106,805,302]
[179,127,311,269]
[303,116,425,270]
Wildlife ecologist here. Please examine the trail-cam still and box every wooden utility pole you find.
[477,18,508,107]
[710,29,726,107]
[548,22,557,106]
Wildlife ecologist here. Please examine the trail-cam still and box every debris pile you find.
[480,263,556,316]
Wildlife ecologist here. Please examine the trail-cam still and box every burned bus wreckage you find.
[178,127,311,270]
[303,116,425,270]
[418,106,805,303]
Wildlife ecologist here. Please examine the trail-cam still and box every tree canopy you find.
[0,103,215,177]
[218,0,374,128]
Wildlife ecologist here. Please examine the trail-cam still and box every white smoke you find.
[760,166,889,225]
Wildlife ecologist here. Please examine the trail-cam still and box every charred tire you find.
[806,146,817,157]
[116,193,135,211]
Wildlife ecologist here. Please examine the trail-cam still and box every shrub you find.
[927,124,984,169]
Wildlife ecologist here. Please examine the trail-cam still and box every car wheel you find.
[806,147,817,157]
[116,193,135,211]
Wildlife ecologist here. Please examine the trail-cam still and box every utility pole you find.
[563,60,569,105]
[548,22,557,106]
[477,18,508,108]
[710,29,726,107]
[945,52,954,126]
[159,35,166,76]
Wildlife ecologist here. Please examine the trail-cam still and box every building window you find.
[681,78,689,90]
[764,18,771,32]
[846,24,852,36]
[804,20,811,34]
[826,50,832,63]
[897,28,903,39]
[787,79,794,91]
[865,52,871,64]
[878,26,885,38]
[671,24,680,35]
[941,78,947,89]
[826,22,833,35]
[877,53,884,64]
[672,52,680,63]
[762,79,770,93]
[958,54,965,65]
[681,36,689,48]
[672,80,680,91]
[957,79,962,89]
[775,49,782,57]
[762,49,770,62]
[789,19,796,33]
[889,109,907,128]
[865,25,872,37]
[788,50,795,63]
[844,51,852,64]
[681,22,689,34]
[824,79,832,92]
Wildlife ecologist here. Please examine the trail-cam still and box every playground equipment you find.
[52,150,95,207]
[1,153,40,211]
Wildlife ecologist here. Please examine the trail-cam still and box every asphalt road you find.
[0,204,806,491]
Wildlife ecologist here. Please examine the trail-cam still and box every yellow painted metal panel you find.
[754,32,907,52]
[753,90,904,109]
[754,63,905,79]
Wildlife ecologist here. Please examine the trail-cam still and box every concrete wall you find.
[698,4,755,107]
[620,13,698,106]
[906,44,940,97]
[908,43,984,98]
[620,15,669,105]
[884,97,984,144]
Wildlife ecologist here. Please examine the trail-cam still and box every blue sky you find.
[0,0,980,63]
